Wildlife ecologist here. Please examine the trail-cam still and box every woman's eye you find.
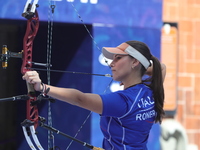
[116,56,122,59]
[113,55,124,60]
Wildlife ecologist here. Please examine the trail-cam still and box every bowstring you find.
[65,2,113,150]
[47,0,55,149]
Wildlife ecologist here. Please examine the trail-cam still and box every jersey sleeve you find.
[100,92,132,117]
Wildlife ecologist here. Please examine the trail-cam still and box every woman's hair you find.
[125,40,165,123]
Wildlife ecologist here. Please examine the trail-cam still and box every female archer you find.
[23,40,166,150]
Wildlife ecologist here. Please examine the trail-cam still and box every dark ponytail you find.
[148,56,165,123]
[125,40,165,123]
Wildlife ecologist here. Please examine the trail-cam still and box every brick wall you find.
[163,0,200,149]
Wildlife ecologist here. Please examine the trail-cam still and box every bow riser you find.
[22,11,39,74]
[21,1,44,149]
[26,92,38,128]
[22,8,39,129]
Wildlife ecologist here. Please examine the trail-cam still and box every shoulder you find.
[125,83,151,92]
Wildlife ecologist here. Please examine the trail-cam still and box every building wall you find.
[163,0,200,149]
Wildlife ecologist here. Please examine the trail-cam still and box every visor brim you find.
[102,47,128,60]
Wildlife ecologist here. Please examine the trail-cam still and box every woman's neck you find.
[123,79,142,89]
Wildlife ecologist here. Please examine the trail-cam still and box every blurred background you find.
[0,0,199,150]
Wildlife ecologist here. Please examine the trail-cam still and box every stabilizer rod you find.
[39,121,104,150]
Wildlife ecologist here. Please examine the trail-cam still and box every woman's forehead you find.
[113,54,133,60]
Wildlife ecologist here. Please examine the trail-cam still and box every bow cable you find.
[65,2,113,150]
[46,0,56,149]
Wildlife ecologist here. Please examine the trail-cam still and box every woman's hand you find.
[22,71,43,91]
[146,63,166,82]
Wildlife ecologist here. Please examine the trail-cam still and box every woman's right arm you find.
[146,63,166,82]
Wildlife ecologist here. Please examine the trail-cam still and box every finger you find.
[23,71,37,78]
[26,76,34,83]
[22,73,32,80]
[30,79,36,84]
[27,71,36,76]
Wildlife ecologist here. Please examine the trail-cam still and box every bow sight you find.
[0,45,23,69]
[0,45,51,69]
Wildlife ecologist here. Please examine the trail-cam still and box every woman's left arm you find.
[22,71,103,114]
[45,85,103,114]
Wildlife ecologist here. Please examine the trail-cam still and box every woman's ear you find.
[132,59,140,68]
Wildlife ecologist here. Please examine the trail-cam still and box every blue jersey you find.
[100,83,156,150]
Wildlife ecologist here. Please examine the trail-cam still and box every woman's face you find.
[110,54,135,81]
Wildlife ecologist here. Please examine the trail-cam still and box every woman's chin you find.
[112,77,120,82]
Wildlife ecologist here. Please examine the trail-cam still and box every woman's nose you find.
[110,60,114,67]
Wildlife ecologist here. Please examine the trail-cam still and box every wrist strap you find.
[41,83,50,96]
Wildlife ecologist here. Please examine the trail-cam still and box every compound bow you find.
[0,0,44,149]
[0,0,106,149]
